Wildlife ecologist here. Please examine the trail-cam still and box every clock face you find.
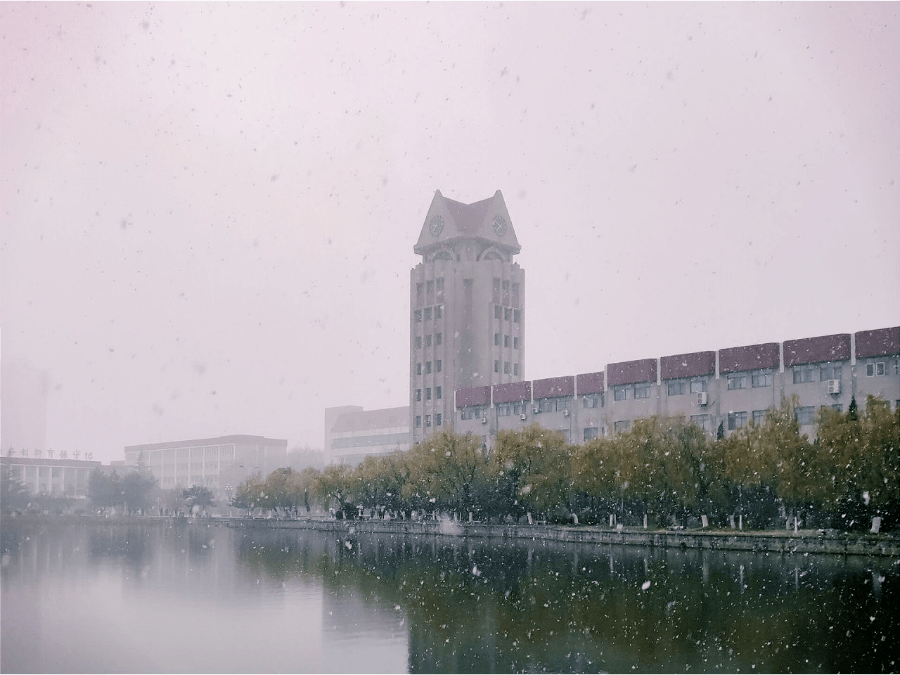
[429,215,444,237]
[492,215,508,237]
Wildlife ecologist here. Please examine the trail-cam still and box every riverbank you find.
[4,514,898,557]
[222,517,900,557]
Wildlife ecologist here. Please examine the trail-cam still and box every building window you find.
[415,389,422,402]
[435,304,443,319]
[493,278,501,303]
[426,280,434,303]
[416,363,422,375]
[667,380,687,396]
[820,363,842,381]
[751,370,773,388]
[436,277,444,301]
[613,385,628,402]
[436,414,442,426]
[436,360,442,373]
[504,362,510,374]
[494,333,500,346]
[415,336,422,349]
[634,383,651,399]
[424,307,432,321]
[425,415,432,427]
[416,283,423,304]
[583,394,599,408]
[436,332,442,346]
[752,410,767,426]
[513,309,521,323]
[795,406,816,425]
[513,364,519,376]
[425,334,432,347]
[425,361,432,374]
[614,420,631,434]
[690,414,712,433]
[690,378,707,394]
[792,364,817,384]
[504,335,509,348]
[415,416,422,428]
[436,386,442,400]
[727,373,748,390]
[728,411,748,430]
[583,427,599,441]
[512,282,520,306]
[414,309,422,323]
[494,305,502,320]
[830,404,843,412]
[514,337,520,349]
[494,360,500,373]
[497,404,511,417]
[425,388,431,401]
[504,307,511,321]
[866,362,886,377]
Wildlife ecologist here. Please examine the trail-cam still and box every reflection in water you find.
[1,520,897,673]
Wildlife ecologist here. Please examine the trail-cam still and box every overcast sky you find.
[2,2,898,463]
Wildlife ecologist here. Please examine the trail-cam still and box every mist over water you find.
[2,520,897,673]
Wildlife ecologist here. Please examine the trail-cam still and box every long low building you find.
[1,457,101,497]
[123,435,287,492]
[455,326,900,452]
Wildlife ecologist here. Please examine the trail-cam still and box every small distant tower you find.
[409,190,525,445]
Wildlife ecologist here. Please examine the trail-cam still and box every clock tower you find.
[409,190,525,445]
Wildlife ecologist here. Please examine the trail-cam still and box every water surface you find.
[1,519,897,673]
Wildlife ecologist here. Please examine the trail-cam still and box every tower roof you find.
[414,190,521,256]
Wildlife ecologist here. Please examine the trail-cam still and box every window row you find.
[414,333,443,349]
[414,360,443,375]
[494,360,520,376]
[414,278,445,306]
[792,363,841,384]
[496,402,529,417]
[534,396,569,414]
[460,405,489,421]
[725,369,774,390]
[414,386,443,401]
[667,378,708,396]
[493,305,522,322]
[492,278,521,307]
[866,361,889,377]
[612,382,651,401]
[493,333,520,349]
[414,413,443,428]
[413,305,444,322]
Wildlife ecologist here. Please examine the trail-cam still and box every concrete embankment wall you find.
[219,518,900,557]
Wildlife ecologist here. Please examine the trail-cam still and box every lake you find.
[1,519,897,673]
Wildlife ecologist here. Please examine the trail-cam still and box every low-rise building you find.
[325,406,411,466]
[455,326,900,452]
[123,435,287,492]
[1,456,101,497]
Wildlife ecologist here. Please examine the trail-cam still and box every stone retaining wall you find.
[219,518,900,557]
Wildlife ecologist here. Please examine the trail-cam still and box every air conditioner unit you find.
[532,406,539,414]
[827,379,841,395]
[697,392,708,406]
[519,414,527,421]
[563,409,570,417]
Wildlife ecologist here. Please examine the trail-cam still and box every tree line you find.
[233,395,899,531]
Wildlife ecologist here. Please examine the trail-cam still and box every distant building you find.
[123,435,287,492]
[455,327,900,452]
[325,406,411,467]
[1,359,49,455]
[1,456,101,497]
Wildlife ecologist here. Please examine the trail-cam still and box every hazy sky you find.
[2,2,898,463]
